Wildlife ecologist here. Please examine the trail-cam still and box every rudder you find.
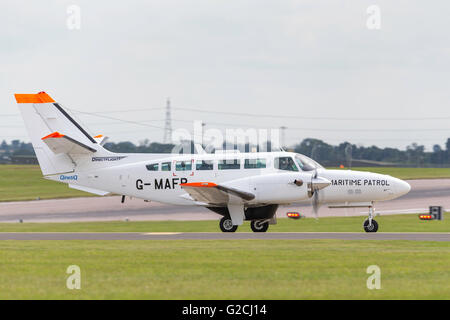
[15,91,100,175]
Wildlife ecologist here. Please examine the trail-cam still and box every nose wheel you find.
[363,219,378,232]
[363,205,379,232]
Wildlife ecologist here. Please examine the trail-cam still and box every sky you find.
[1,0,450,151]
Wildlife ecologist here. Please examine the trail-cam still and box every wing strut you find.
[227,203,245,226]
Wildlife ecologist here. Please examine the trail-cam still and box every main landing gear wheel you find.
[250,220,269,233]
[219,217,238,232]
[363,219,379,233]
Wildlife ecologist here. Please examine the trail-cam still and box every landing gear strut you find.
[363,205,379,233]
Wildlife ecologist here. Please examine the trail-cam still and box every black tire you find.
[251,220,269,233]
[363,219,379,233]
[219,217,238,232]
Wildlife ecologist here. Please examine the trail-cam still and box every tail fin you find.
[15,92,101,175]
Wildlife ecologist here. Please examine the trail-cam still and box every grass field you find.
[0,239,448,299]
[0,213,448,233]
[1,165,450,202]
[0,214,448,299]
[0,165,92,202]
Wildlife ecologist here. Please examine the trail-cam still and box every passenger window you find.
[218,159,240,170]
[274,157,298,171]
[161,162,171,171]
[176,160,192,171]
[244,159,266,169]
[146,163,159,171]
[196,160,213,170]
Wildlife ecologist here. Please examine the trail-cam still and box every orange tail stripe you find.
[15,92,55,104]
[42,132,65,140]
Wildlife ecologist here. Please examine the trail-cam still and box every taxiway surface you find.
[0,232,448,241]
[0,179,448,223]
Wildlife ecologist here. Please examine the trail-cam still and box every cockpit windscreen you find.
[294,154,323,171]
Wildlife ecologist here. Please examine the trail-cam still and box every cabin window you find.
[176,160,192,171]
[244,159,266,169]
[218,159,240,170]
[146,163,159,171]
[161,162,171,171]
[274,157,298,171]
[196,160,213,170]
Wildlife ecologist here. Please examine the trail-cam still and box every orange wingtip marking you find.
[15,92,55,104]
[94,135,103,138]
[180,182,217,188]
[42,132,65,140]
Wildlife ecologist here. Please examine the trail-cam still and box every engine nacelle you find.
[249,172,312,204]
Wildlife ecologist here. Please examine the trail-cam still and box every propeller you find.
[308,169,331,219]
[292,169,331,219]
[311,169,320,219]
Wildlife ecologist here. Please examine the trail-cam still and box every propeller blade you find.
[312,190,320,219]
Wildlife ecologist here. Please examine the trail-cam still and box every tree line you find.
[1,138,449,167]
[293,138,450,167]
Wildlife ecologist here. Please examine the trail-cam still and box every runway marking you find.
[142,232,181,235]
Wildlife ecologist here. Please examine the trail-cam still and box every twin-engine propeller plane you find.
[15,92,411,233]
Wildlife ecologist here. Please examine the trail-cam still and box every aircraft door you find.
[119,173,131,189]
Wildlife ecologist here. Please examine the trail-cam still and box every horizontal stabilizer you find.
[69,184,110,196]
[93,134,109,146]
[42,132,97,155]
[181,182,255,206]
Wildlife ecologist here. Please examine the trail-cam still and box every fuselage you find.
[47,151,411,208]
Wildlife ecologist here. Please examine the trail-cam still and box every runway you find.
[0,232,448,241]
[0,179,448,223]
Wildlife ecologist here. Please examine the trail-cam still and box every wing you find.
[180,182,255,206]
[42,131,97,155]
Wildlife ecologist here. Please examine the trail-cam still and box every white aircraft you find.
[15,92,411,233]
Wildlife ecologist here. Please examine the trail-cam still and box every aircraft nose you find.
[394,178,411,197]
